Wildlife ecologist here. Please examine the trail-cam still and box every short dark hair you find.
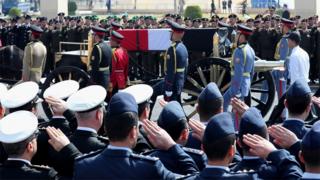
[286,94,311,115]
[2,134,37,157]
[105,112,138,141]
[301,147,320,167]
[138,102,150,118]
[203,134,236,160]
[239,128,268,152]
[160,119,188,141]
[198,98,223,122]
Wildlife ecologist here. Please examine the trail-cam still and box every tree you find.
[8,7,22,18]
[68,0,78,15]
[184,5,203,19]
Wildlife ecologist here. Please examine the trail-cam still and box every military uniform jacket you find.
[74,145,188,179]
[186,150,302,180]
[90,40,112,86]
[148,147,207,174]
[17,24,30,50]
[22,40,47,83]
[6,25,18,45]
[164,41,188,95]
[283,119,310,139]
[69,129,108,154]
[0,160,58,179]
[110,46,129,89]
[230,43,255,97]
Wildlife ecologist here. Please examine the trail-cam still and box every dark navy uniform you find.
[6,24,19,46]
[69,129,108,154]
[151,20,188,110]
[17,24,31,50]
[223,25,255,111]
[149,101,205,173]
[282,79,312,139]
[90,26,112,90]
[0,160,58,179]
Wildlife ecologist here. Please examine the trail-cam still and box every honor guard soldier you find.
[90,26,112,91]
[150,20,188,112]
[0,111,59,179]
[109,31,129,95]
[7,17,19,46]
[147,101,206,173]
[223,24,255,111]
[185,112,303,180]
[74,92,197,179]
[273,18,294,88]
[17,15,31,50]
[22,25,47,83]
[66,85,109,153]
[121,84,154,153]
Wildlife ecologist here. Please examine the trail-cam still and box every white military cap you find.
[0,111,38,143]
[121,84,153,104]
[1,81,40,109]
[43,80,80,99]
[0,83,8,102]
[67,85,107,112]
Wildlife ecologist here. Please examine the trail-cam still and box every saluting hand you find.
[268,125,299,149]
[188,119,205,142]
[45,96,67,116]
[231,97,249,117]
[243,134,277,159]
[142,119,176,150]
[46,126,70,152]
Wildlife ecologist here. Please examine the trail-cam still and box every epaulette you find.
[97,135,109,144]
[130,153,159,162]
[228,162,237,169]
[234,169,257,174]
[176,173,198,180]
[75,149,103,161]
[27,41,34,46]
[141,149,156,156]
[31,164,51,171]
[182,147,204,155]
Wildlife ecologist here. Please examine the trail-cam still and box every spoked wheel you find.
[40,66,91,119]
[182,57,276,118]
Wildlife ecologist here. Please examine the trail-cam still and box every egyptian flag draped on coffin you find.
[117,29,171,51]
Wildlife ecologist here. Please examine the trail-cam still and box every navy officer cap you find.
[203,112,235,143]
[111,21,122,30]
[158,101,186,131]
[92,26,107,36]
[218,21,230,28]
[108,92,138,116]
[302,121,320,149]
[239,107,266,138]
[281,18,294,28]
[167,20,185,33]
[111,30,124,41]
[198,82,222,103]
[237,24,253,35]
[30,25,43,34]
[286,79,311,97]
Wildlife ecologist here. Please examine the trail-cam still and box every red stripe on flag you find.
[118,30,137,51]
[139,29,148,51]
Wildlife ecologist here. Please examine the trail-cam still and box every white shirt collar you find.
[206,165,229,171]
[77,127,97,133]
[243,155,261,160]
[107,145,132,153]
[7,158,31,165]
[302,172,320,179]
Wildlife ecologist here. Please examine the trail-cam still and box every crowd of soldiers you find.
[1,7,320,179]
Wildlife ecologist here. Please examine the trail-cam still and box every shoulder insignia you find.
[75,149,103,161]
[235,169,257,174]
[91,56,95,60]
[141,149,156,156]
[31,165,51,171]
[131,153,159,162]
[182,147,204,155]
[166,54,170,60]
[97,135,109,144]
[235,57,241,63]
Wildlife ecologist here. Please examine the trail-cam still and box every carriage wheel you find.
[182,57,275,119]
[40,66,92,119]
